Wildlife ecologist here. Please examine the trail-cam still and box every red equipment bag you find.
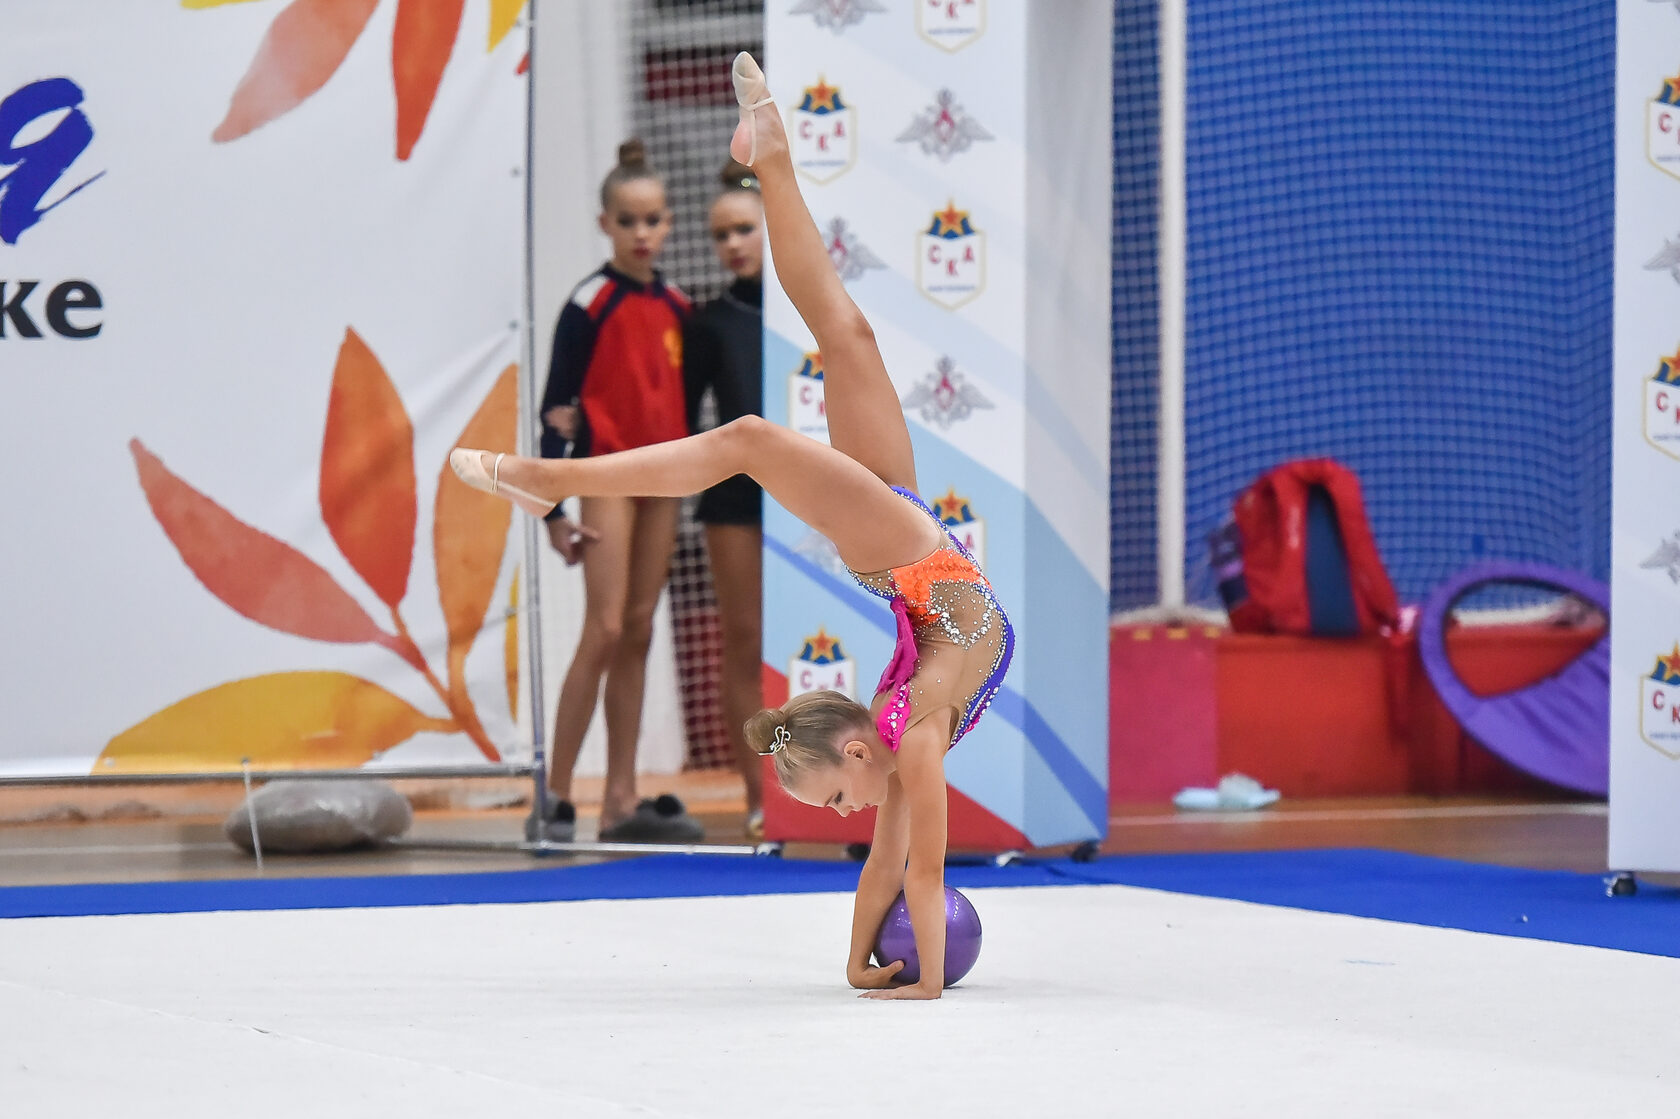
[1215,459,1400,637]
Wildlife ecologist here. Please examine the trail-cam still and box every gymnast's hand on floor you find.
[858,980,941,1001]
[846,960,904,991]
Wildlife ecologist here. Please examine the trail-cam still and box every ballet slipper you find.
[730,51,777,167]
[449,449,557,518]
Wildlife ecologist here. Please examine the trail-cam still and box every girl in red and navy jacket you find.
[531,140,699,845]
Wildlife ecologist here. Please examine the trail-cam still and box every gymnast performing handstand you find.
[452,53,1014,999]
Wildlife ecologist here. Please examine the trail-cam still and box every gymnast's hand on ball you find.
[846,959,904,990]
[545,516,599,566]
[543,404,579,439]
[858,980,942,1001]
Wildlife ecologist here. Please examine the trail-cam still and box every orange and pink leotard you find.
[849,488,1015,751]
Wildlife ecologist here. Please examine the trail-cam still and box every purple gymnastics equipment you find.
[1417,561,1609,797]
[873,886,983,987]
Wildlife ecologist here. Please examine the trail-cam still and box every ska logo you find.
[931,489,985,567]
[1639,643,1680,760]
[917,0,986,51]
[1645,348,1680,460]
[791,78,856,184]
[788,351,829,441]
[788,628,856,700]
[917,201,985,308]
[0,77,103,246]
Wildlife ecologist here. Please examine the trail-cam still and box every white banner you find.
[0,1,527,776]
[761,0,1111,846]
[1611,0,1680,870]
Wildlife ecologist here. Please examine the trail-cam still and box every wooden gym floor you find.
[0,768,1615,888]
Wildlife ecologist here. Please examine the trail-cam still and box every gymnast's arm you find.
[846,773,911,990]
[859,718,950,1000]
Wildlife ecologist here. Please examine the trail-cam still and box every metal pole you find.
[240,758,264,873]
[520,1,551,825]
[0,764,538,787]
[1157,0,1188,608]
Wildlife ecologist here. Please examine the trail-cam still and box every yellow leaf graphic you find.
[98,672,454,774]
[181,0,266,8]
[489,0,524,50]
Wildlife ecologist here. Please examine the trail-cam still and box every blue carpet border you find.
[3,848,1674,960]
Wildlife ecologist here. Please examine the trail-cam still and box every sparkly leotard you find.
[848,488,1015,751]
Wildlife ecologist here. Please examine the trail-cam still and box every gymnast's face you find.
[600,179,671,279]
[789,739,891,818]
[709,192,763,280]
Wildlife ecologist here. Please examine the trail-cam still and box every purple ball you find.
[872,886,983,987]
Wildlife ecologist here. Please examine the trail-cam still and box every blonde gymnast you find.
[452,54,1013,999]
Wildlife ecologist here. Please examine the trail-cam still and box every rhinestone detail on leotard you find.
[848,488,1015,751]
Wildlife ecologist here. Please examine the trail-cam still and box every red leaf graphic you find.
[393,0,465,161]
[211,0,381,144]
[433,364,517,752]
[130,438,390,647]
[319,329,416,609]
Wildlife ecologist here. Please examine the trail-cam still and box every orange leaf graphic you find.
[181,1,266,9]
[393,0,465,160]
[131,438,393,648]
[211,0,380,144]
[319,328,416,609]
[433,364,517,745]
[488,0,524,51]
[97,671,453,774]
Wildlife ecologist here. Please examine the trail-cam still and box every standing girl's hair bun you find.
[600,138,663,208]
[719,158,759,193]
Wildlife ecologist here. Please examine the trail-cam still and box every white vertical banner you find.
[1612,0,1680,871]
[0,1,527,777]
[761,0,1111,847]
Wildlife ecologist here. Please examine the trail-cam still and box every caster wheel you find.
[754,842,784,858]
[845,842,871,862]
[993,850,1024,868]
[1071,840,1100,864]
[1607,872,1638,897]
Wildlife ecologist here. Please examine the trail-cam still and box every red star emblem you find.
[931,201,969,238]
[804,78,840,112]
[1660,643,1680,679]
[933,488,967,522]
[808,629,837,660]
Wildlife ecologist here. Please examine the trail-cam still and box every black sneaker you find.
[598,794,705,843]
[524,798,577,843]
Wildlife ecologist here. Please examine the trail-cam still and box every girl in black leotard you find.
[683,160,767,836]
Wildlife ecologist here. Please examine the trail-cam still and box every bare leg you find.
[481,419,939,573]
[545,496,633,802]
[705,522,764,816]
[598,496,681,829]
[731,55,919,495]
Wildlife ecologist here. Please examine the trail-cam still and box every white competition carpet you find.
[2,884,1676,1117]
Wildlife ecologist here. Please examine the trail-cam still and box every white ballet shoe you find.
[731,51,775,167]
[449,448,556,518]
